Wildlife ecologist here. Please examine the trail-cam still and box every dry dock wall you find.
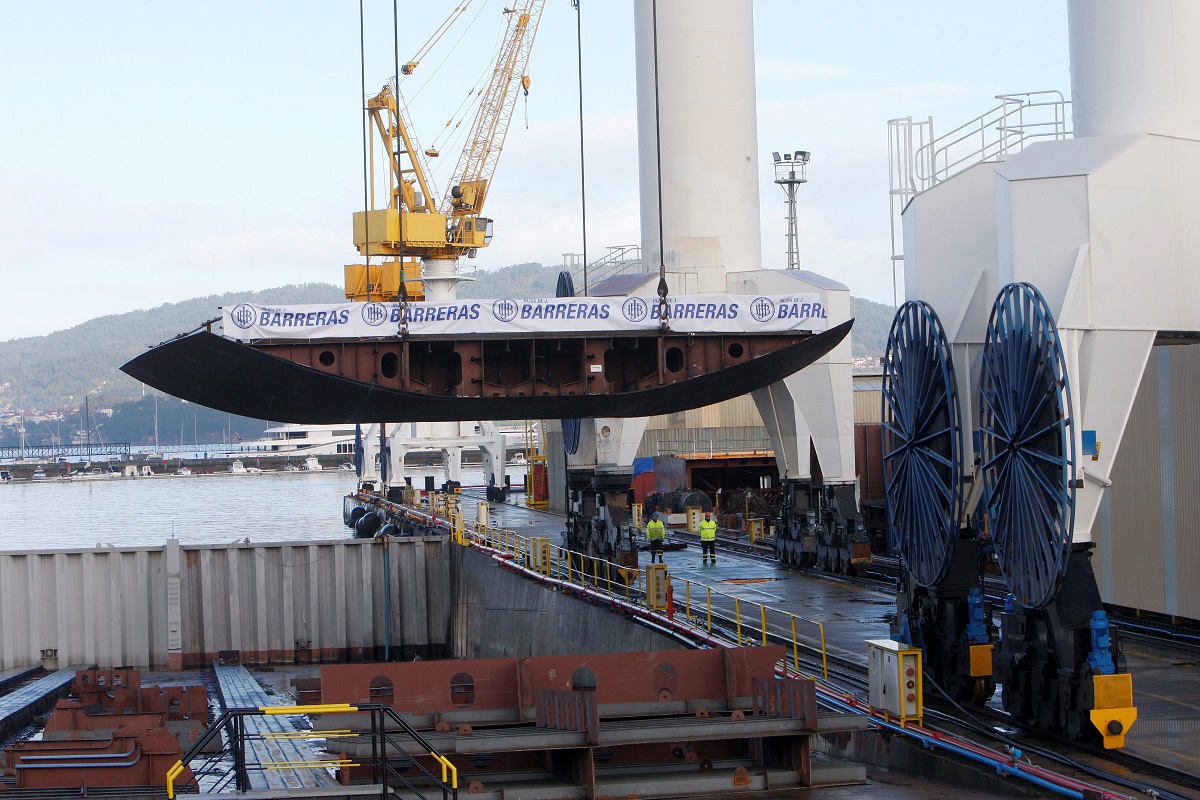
[451,545,683,659]
[0,537,675,670]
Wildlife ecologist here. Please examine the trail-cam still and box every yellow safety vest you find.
[647,519,666,540]
[699,518,717,541]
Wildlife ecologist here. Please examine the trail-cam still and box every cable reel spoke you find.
[882,301,964,588]
[977,283,1076,609]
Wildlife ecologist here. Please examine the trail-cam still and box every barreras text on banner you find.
[221,294,830,340]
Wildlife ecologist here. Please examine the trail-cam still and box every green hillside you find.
[0,284,345,412]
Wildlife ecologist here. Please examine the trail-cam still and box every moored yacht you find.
[225,423,358,459]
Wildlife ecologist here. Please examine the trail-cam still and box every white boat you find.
[173,466,193,476]
[507,452,527,467]
[76,466,120,480]
[300,456,323,471]
[282,463,300,472]
[338,462,356,471]
[30,467,49,481]
[0,470,12,483]
[228,460,248,474]
[225,423,359,458]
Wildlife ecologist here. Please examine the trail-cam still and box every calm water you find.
[0,467,509,551]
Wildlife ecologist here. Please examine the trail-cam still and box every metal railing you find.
[656,437,774,459]
[888,91,1071,284]
[565,245,644,295]
[460,523,829,680]
[165,703,457,800]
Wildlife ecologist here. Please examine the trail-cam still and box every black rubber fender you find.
[354,511,381,538]
[376,523,399,538]
[346,505,367,528]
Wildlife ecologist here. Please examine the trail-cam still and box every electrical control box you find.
[647,564,670,611]
[527,536,552,576]
[867,639,923,724]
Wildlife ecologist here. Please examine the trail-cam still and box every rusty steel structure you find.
[1,670,206,792]
[122,323,851,425]
[310,647,867,796]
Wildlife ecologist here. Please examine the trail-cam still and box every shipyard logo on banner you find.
[230,304,257,329]
[221,292,831,340]
[622,297,649,323]
[493,299,519,323]
[361,303,389,326]
[750,297,776,323]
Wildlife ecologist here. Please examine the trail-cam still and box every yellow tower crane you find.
[345,0,546,302]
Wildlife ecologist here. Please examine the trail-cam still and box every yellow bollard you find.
[761,605,768,646]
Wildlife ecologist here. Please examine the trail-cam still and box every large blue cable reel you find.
[882,300,964,589]
[977,282,1076,610]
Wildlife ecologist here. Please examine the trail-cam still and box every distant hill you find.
[849,295,895,361]
[0,264,893,414]
[0,284,345,413]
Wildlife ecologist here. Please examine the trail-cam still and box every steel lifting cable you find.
[651,0,669,332]
[424,22,505,188]
[415,2,497,152]
[394,0,409,336]
[359,0,372,303]
[403,0,477,76]
[573,0,588,295]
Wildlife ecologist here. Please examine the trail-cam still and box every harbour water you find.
[0,467,517,550]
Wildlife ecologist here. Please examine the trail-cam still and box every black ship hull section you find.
[121,321,852,424]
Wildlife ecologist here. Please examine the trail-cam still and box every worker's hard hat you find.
[651,512,658,517]
[704,511,712,516]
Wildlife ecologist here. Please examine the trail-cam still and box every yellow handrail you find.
[430,750,459,788]
[261,729,357,739]
[165,759,185,799]
[259,703,357,715]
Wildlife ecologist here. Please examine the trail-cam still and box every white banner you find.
[220,294,830,340]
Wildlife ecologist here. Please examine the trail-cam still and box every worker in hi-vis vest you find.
[699,511,718,564]
[646,512,666,563]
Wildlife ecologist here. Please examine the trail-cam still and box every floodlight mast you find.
[773,150,810,270]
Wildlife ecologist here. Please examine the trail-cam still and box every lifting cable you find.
[651,0,670,331]
[403,0,477,76]
[358,0,372,302]
[415,2,497,153]
[573,0,588,295]
[393,0,409,334]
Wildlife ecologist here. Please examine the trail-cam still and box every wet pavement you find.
[460,494,1200,781]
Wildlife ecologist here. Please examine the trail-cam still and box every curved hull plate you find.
[121,321,851,424]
